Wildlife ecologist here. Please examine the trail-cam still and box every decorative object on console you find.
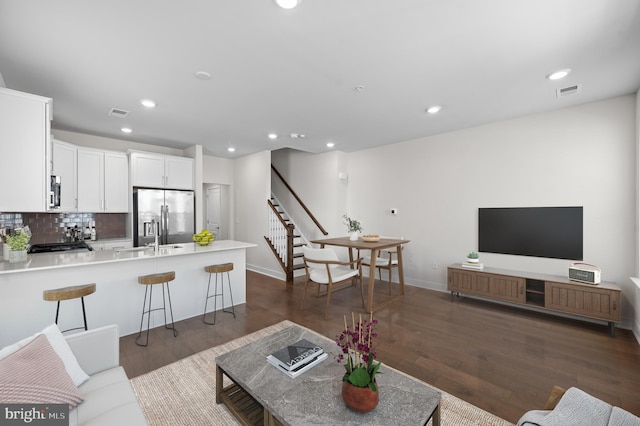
[462,251,483,270]
[343,214,363,241]
[568,262,601,285]
[336,312,380,412]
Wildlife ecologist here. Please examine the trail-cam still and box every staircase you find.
[264,197,307,281]
[264,165,328,282]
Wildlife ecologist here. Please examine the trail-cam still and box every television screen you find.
[478,207,583,260]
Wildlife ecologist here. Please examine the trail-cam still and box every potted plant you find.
[335,312,381,412]
[466,251,479,263]
[343,214,363,241]
[5,228,30,263]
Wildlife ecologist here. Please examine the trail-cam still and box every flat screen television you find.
[478,207,583,260]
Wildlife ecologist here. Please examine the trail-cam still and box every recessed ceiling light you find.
[275,0,300,9]
[140,99,156,108]
[227,147,235,152]
[546,69,571,80]
[326,142,335,148]
[121,127,132,133]
[268,133,278,140]
[195,71,212,80]
[426,105,442,114]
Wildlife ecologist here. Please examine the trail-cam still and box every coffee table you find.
[216,324,440,426]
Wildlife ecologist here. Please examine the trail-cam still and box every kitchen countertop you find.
[0,240,256,275]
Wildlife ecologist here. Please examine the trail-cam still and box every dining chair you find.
[359,237,404,295]
[300,246,364,318]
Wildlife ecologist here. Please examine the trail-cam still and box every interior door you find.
[206,185,222,239]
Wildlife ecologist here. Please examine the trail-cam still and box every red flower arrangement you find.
[335,312,381,391]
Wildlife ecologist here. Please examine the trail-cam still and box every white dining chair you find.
[300,246,364,318]
[359,236,404,295]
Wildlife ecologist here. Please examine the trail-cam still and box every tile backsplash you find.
[0,212,127,244]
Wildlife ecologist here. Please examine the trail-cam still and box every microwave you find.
[49,175,61,209]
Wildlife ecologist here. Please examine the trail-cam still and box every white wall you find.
[635,89,640,342]
[233,150,278,274]
[265,95,637,329]
[271,149,349,244]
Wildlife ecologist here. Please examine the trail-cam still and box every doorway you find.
[205,184,229,240]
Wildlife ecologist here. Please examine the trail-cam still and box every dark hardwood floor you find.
[120,270,640,423]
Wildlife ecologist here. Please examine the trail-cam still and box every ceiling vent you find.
[108,107,130,118]
[556,84,582,98]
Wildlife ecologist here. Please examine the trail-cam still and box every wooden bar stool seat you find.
[43,283,96,333]
[136,271,178,346]
[203,262,236,325]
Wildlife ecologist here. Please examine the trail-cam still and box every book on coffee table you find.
[267,351,328,379]
[267,339,324,371]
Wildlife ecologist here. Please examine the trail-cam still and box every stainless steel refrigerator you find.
[133,188,195,247]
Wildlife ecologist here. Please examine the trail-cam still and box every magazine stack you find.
[266,338,328,378]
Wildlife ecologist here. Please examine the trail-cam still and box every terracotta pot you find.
[341,381,379,413]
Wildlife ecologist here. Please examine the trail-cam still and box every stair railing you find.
[265,199,296,281]
[271,165,328,236]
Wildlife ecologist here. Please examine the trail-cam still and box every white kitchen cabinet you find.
[0,88,51,212]
[130,151,194,190]
[104,152,129,212]
[51,140,77,212]
[78,148,128,213]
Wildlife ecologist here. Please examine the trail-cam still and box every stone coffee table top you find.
[216,324,441,425]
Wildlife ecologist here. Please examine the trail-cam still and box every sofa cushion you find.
[69,366,147,426]
[541,387,612,426]
[0,324,89,386]
[609,407,640,426]
[0,334,84,407]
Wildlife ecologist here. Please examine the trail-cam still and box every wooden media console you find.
[447,264,621,336]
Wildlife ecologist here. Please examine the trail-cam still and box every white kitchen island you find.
[0,240,256,347]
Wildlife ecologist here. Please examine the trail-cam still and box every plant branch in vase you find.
[343,214,363,241]
[336,312,381,412]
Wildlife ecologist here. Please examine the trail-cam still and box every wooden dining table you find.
[309,236,410,313]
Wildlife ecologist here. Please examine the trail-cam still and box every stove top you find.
[27,241,94,254]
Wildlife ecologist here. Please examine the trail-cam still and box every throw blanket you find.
[518,387,640,426]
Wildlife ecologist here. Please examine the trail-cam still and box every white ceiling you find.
[1,0,639,159]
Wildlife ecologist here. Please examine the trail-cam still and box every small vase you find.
[349,231,359,241]
[341,381,379,413]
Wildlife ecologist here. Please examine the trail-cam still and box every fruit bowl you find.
[193,229,215,246]
[362,234,380,242]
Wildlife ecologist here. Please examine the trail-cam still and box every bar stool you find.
[42,283,96,333]
[136,271,178,347]
[203,263,236,325]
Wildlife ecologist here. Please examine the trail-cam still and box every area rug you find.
[130,320,514,425]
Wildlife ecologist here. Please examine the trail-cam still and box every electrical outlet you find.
[390,208,398,215]
[432,262,437,270]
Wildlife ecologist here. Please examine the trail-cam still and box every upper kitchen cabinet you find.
[0,88,51,212]
[77,148,128,212]
[130,151,194,190]
[104,151,129,212]
[51,139,77,212]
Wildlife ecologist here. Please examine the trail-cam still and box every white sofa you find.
[65,325,148,425]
